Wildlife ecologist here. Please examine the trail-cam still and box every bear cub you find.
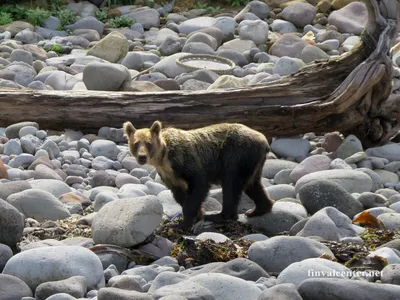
[123,120,275,229]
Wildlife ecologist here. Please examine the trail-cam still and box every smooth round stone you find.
[115,173,141,188]
[273,56,305,76]
[297,206,358,242]
[122,264,175,282]
[368,247,400,264]
[272,200,308,218]
[280,2,317,28]
[0,244,13,272]
[298,278,400,299]
[117,183,149,198]
[18,126,38,138]
[145,181,167,196]
[274,169,293,185]
[356,192,387,208]
[298,180,363,218]
[242,233,269,241]
[238,20,269,45]
[92,156,114,171]
[0,198,25,248]
[240,210,304,237]
[270,19,297,34]
[263,159,299,179]
[271,137,310,159]
[7,189,71,221]
[295,169,373,194]
[195,232,230,243]
[381,264,400,285]
[152,273,262,300]
[257,283,302,300]
[266,184,296,200]
[89,140,119,159]
[377,213,400,230]
[35,275,87,300]
[290,154,331,182]
[3,140,23,156]
[365,144,400,162]
[92,196,163,247]
[93,191,119,212]
[335,134,363,159]
[97,287,152,300]
[327,2,368,34]
[248,236,334,273]
[277,257,351,287]
[3,246,105,290]
[0,274,33,300]
[29,179,72,197]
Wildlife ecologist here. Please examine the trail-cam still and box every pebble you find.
[295,169,373,194]
[248,236,334,273]
[298,180,364,218]
[7,189,71,221]
[298,278,400,299]
[297,207,359,241]
[277,257,351,287]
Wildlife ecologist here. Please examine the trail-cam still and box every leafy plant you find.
[26,7,51,26]
[226,0,246,7]
[95,10,108,23]
[55,8,76,28]
[194,2,208,9]
[107,16,135,28]
[0,12,13,25]
[206,6,221,12]
[144,0,155,8]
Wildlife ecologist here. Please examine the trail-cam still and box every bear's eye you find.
[146,142,152,152]
[133,142,139,152]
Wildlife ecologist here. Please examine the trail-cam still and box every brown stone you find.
[0,160,8,179]
[322,132,343,152]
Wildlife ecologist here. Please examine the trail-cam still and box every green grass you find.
[0,12,13,25]
[107,15,135,28]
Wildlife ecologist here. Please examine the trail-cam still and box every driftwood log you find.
[0,0,399,147]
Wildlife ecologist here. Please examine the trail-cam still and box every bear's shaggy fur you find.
[123,120,274,229]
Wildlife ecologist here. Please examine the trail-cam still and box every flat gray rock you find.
[3,246,105,290]
[298,278,400,300]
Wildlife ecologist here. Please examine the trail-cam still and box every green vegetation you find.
[226,0,247,7]
[26,7,51,26]
[55,8,76,28]
[95,10,108,23]
[107,15,135,28]
[0,12,13,25]
[194,3,222,12]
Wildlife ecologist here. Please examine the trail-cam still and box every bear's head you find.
[123,120,163,165]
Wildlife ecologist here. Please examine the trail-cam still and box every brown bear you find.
[123,120,275,229]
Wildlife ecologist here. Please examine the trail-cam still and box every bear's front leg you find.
[179,176,209,229]
[170,185,187,207]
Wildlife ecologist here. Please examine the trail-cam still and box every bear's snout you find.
[137,155,147,165]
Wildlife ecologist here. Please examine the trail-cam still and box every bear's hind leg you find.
[204,173,246,223]
[244,166,274,217]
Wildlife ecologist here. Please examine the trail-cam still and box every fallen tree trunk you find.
[0,0,399,147]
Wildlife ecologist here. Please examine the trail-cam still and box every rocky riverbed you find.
[1,0,400,299]
[0,0,399,91]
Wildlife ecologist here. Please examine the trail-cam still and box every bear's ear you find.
[150,120,162,136]
[123,121,136,138]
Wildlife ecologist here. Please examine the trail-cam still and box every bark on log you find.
[0,0,399,147]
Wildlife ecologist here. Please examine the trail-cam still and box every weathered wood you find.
[0,0,399,147]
